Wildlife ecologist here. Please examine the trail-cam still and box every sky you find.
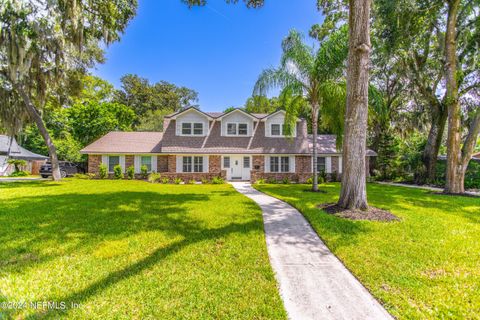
[92,0,323,112]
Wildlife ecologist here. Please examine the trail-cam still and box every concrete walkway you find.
[231,182,392,320]
[376,181,480,196]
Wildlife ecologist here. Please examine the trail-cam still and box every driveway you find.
[231,182,392,320]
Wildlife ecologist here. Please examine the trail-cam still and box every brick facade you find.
[88,155,101,174]
[125,155,134,169]
[157,155,168,173]
[209,155,222,174]
[251,155,311,183]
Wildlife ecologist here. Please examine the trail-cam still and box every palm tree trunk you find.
[312,103,319,191]
[444,0,462,194]
[16,85,61,181]
[338,0,371,210]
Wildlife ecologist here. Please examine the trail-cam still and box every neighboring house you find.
[81,108,376,182]
[0,135,48,176]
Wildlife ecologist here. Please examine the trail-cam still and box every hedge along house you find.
[81,107,376,182]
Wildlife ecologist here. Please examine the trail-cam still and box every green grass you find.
[254,183,480,319]
[0,179,286,319]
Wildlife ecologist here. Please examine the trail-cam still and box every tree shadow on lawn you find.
[0,189,264,319]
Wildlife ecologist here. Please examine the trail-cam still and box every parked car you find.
[40,161,81,178]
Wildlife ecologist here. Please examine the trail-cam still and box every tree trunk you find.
[420,106,447,183]
[312,103,319,192]
[338,0,372,210]
[444,0,462,194]
[16,85,61,181]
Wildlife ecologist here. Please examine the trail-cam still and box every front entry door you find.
[230,156,243,180]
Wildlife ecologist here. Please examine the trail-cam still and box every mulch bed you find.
[317,203,400,222]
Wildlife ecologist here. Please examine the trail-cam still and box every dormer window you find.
[271,124,284,136]
[226,123,248,136]
[181,122,203,135]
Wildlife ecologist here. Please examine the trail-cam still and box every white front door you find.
[224,155,251,181]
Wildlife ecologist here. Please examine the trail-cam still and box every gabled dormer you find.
[263,110,297,138]
[217,109,257,137]
[168,107,213,137]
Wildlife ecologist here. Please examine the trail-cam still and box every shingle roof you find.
[80,132,163,154]
[0,135,48,160]
[166,107,270,120]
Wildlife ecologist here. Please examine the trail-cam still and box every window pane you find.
[183,156,192,172]
[223,156,230,168]
[317,157,326,172]
[238,123,248,135]
[271,124,281,136]
[281,157,290,172]
[141,156,152,172]
[108,156,119,172]
[193,123,203,135]
[270,157,279,172]
[182,123,192,135]
[227,123,237,135]
[194,156,203,172]
[243,156,250,168]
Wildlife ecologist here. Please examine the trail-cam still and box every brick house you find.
[81,108,376,183]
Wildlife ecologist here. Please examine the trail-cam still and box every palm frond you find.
[253,68,297,96]
[281,30,315,82]
[318,80,347,147]
[314,25,349,82]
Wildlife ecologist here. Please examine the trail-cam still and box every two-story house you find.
[81,107,376,182]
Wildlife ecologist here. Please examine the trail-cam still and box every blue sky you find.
[93,0,323,112]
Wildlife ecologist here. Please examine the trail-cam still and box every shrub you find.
[306,177,313,184]
[161,177,170,184]
[113,165,124,179]
[330,171,338,182]
[282,177,290,184]
[266,177,277,184]
[126,166,135,180]
[9,170,29,177]
[148,172,161,183]
[211,176,225,184]
[255,178,266,185]
[73,173,93,179]
[317,175,325,184]
[174,177,183,184]
[187,179,196,184]
[99,164,108,179]
[140,165,149,179]
[201,178,209,184]
[319,170,327,182]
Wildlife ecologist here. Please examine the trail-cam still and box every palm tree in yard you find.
[253,28,348,191]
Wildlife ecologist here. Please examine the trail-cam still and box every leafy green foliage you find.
[126,166,135,180]
[113,165,124,179]
[7,159,27,172]
[140,165,149,179]
[174,178,183,184]
[211,176,225,184]
[99,164,108,179]
[9,170,29,177]
[244,96,281,114]
[436,161,480,190]
[161,177,170,184]
[148,172,162,183]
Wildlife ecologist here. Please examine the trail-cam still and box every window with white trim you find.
[270,156,290,172]
[141,156,152,172]
[238,123,248,135]
[226,123,248,136]
[108,156,119,173]
[181,122,203,135]
[182,156,204,173]
[243,156,250,168]
[271,124,281,136]
[317,157,326,173]
[223,156,230,168]
[227,123,236,135]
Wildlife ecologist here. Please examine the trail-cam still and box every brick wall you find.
[167,155,176,173]
[209,155,221,174]
[88,155,101,174]
[251,155,311,183]
[125,155,134,170]
[157,155,168,172]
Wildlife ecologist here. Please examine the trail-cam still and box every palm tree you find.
[254,28,348,191]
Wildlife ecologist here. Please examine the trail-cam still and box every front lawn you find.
[0,180,286,319]
[255,183,480,319]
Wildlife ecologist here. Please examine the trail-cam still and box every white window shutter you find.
[152,156,157,173]
[290,156,295,173]
[265,156,270,173]
[326,156,332,173]
[338,156,342,173]
[102,155,108,166]
[120,155,126,172]
[204,156,209,173]
[176,156,183,173]
[134,156,140,173]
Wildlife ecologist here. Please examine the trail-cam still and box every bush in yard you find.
[201,178,209,184]
[126,166,135,180]
[255,178,266,184]
[161,177,170,184]
[9,170,29,177]
[148,172,161,183]
[211,176,225,184]
[140,165,148,179]
[99,164,108,179]
[187,179,196,184]
[330,171,338,182]
[266,177,277,184]
[174,177,183,184]
[282,177,290,184]
[113,165,124,179]
[306,177,313,184]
